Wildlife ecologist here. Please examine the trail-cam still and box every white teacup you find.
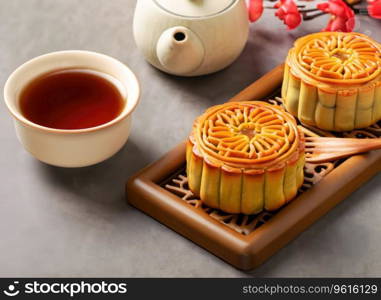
[4,50,140,167]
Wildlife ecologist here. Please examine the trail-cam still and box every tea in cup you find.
[4,51,140,167]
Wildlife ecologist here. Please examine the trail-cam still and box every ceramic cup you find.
[4,50,140,168]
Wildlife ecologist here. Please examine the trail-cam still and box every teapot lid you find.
[154,0,236,18]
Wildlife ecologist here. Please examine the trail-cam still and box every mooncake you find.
[282,32,381,131]
[186,101,305,215]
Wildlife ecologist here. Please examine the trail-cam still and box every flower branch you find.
[248,0,380,32]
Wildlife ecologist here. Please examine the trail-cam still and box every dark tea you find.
[20,69,125,130]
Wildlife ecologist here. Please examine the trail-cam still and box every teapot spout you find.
[156,26,205,76]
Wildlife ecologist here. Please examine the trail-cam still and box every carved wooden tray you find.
[126,65,381,270]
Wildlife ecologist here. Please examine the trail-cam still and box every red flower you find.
[317,0,355,32]
[248,0,264,22]
[368,0,381,19]
[274,0,302,30]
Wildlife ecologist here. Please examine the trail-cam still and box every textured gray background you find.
[0,0,380,277]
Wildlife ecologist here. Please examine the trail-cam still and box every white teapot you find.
[133,0,249,76]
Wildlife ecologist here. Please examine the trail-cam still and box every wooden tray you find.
[126,65,381,271]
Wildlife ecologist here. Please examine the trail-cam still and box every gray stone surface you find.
[0,0,380,277]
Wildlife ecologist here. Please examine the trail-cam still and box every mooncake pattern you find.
[186,101,305,215]
[282,32,381,131]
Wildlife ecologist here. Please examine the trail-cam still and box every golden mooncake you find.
[186,101,305,215]
[282,32,381,132]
